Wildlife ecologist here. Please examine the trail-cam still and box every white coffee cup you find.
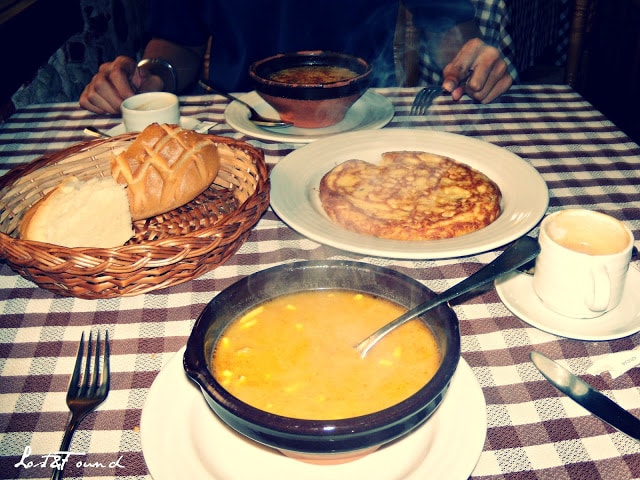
[121,92,180,132]
[532,209,634,318]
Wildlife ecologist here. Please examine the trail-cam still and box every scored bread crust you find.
[319,151,502,241]
[110,123,221,220]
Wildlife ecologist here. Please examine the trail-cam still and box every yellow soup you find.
[212,290,441,420]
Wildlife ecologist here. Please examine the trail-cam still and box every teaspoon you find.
[355,236,541,357]
[198,79,293,128]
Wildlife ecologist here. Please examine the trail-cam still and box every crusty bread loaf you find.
[19,176,133,248]
[110,123,221,220]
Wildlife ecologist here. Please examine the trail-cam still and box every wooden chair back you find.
[565,0,598,87]
[393,1,420,87]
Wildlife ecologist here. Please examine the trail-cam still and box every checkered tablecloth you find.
[1,86,639,479]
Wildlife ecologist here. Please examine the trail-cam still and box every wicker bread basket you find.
[0,133,270,299]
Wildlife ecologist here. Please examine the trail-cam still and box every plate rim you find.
[140,348,487,480]
[495,266,640,341]
[270,128,549,259]
[105,116,201,136]
[224,90,394,143]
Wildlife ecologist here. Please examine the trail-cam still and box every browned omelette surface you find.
[319,151,502,241]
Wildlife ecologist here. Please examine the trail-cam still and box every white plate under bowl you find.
[141,348,487,480]
[496,264,640,341]
[106,116,201,136]
[224,90,394,143]
[270,128,548,259]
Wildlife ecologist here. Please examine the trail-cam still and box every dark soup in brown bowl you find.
[249,51,372,128]
[184,260,460,464]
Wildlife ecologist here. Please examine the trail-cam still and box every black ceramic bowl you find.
[248,51,372,128]
[184,260,460,463]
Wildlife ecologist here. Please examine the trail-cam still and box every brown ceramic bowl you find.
[248,51,372,128]
[183,260,461,464]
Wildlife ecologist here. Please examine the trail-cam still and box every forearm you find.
[143,38,206,92]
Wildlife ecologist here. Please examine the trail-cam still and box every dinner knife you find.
[530,350,640,442]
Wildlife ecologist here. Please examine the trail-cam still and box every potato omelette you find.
[319,151,502,240]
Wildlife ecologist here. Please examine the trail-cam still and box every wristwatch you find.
[136,58,178,93]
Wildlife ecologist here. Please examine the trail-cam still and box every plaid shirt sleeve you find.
[473,0,519,81]
[417,0,519,85]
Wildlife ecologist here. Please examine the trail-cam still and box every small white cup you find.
[121,92,180,132]
[532,209,634,318]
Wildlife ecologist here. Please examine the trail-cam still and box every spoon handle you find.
[198,80,247,107]
[198,78,293,127]
[356,236,540,357]
[83,127,111,138]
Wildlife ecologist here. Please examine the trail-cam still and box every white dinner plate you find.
[224,90,394,143]
[141,348,487,480]
[496,264,640,341]
[270,129,549,259]
[106,116,201,136]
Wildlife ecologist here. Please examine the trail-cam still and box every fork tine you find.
[67,332,84,398]
[88,331,100,397]
[67,330,110,399]
[426,89,438,114]
[411,87,440,116]
[421,89,435,115]
[418,89,435,115]
[99,331,110,395]
[428,88,439,106]
[80,332,93,397]
[409,89,425,115]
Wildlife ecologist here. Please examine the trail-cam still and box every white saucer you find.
[106,116,201,136]
[224,90,394,143]
[141,348,486,480]
[495,264,640,341]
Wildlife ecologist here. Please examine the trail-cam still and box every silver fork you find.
[51,331,110,480]
[410,86,441,116]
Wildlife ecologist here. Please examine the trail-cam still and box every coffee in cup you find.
[121,92,180,132]
[532,209,634,318]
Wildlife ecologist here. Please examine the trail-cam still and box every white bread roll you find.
[19,176,133,248]
[110,123,221,220]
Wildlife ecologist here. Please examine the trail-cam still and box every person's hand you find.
[80,56,138,114]
[442,38,512,104]
[79,56,165,114]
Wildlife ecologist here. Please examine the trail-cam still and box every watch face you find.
[137,58,177,94]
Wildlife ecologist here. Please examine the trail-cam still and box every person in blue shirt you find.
[80,0,513,114]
